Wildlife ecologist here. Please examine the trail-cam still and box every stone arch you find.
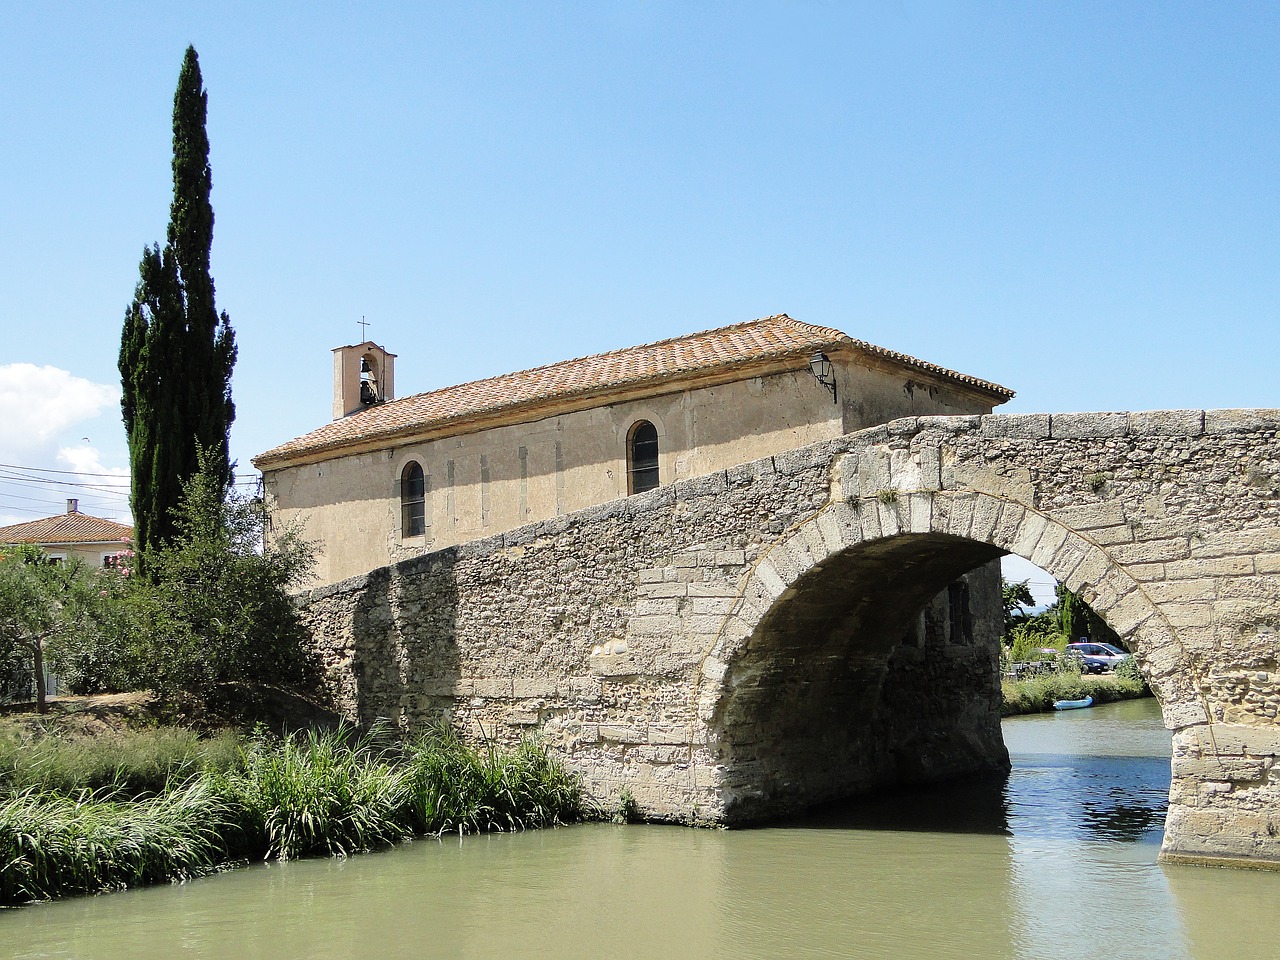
[694,488,1200,822]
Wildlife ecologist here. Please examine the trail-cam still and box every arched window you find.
[628,421,659,494]
[401,461,425,537]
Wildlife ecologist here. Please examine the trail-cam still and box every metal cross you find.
[358,316,370,340]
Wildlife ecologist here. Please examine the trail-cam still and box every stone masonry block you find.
[991,503,1026,552]
[1129,409,1204,436]
[765,541,805,585]
[628,615,679,637]
[979,413,1051,439]
[1009,512,1051,560]
[859,500,883,541]
[1256,554,1280,575]
[686,581,740,598]
[647,723,694,745]
[876,499,903,537]
[598,725,648,744]
[1110,538,1192,566]
[1061,547,1113,594]
[857,447,892,495]
[1102,587,1155,637]
[690,596,737,617]
[1042,537,1086,585]
[1161,602,1215,628]
[1050,412,1130,438]
[1162,701,1210,730]
[700,657,728,682]
[970,496,1003,543]
[1193,530,1280,559]
[1205,409,1280,434]
[1050,501,1128,531]
[473,678,513,698]
[512,678,558,698]
[1146,579,1216,603]
[1166,557,1255,580]
[753,561,788,599]
[782,531,818,574]
[1090,524,1136,547]
[907,492,933,533]
[1181,723,1280,758]
[636,598,680,616]
[943,493,975,540]
[1029,523,1070,571]
[919,414,981,435]
[816,504,860,553]
[798,520,829,564]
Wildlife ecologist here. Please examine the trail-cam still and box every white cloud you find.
[0,367,128,528]
[0,364,119,454]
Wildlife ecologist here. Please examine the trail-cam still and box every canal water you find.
[7,697,1280,959]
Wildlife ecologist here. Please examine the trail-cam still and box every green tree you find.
[1056,582,1124,650]
[120,45,237,554]
[0,549,102,713]
[1002,578,1035,632]
[130,451,320,704]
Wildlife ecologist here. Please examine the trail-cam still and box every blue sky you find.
[1,2,1276,599]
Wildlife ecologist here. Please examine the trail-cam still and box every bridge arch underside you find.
[709,532,1011,825]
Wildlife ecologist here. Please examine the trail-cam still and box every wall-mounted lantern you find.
[808,351,837,403]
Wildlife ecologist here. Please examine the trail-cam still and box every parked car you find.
[1066,642,1130,674]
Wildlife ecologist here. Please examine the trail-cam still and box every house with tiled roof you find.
[254,315,1013,586]
[0,499,132,567]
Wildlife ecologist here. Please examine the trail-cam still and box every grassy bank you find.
[1001,665,1151,716]
[0,723,591,905]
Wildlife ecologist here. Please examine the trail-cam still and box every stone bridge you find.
[300,410,1280,868]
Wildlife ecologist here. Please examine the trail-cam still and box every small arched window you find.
[628,421,660,494]
[401,461,425,537]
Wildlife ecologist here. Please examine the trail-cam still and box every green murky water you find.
[6,698,1280,959]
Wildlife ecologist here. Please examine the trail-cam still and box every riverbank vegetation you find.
[1001,577,1151,715]
[0,721,591,905]
[1001,657,1149,716]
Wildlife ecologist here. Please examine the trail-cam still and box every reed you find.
[1,722,590,904]
[0,725,243,798]
[220,726,414,861]
[0,781,229,904]
[403,725,591,835]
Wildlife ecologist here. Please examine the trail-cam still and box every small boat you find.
[1053,695,1094,711]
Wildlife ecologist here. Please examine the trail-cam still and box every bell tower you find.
[333,342,396,420]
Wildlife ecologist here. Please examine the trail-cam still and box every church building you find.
[253,314,1013,587]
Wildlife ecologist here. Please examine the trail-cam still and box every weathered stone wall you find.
[299,409,1280,868]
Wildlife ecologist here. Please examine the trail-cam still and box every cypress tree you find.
[120,46,237,553]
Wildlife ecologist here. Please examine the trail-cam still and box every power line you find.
[0,462,132,478]
[0,461,260,486]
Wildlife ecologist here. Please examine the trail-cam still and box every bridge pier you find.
[301,409,1280,869]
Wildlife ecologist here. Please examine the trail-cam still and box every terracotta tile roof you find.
[254,314,1013,468]
[0,511,133,546]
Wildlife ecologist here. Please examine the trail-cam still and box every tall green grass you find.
[1,723,591,904]
[0,725,242,798]
[220,726,415,860]
[0,781,230,903]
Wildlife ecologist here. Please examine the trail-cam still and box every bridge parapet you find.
[300,409,1280,868]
